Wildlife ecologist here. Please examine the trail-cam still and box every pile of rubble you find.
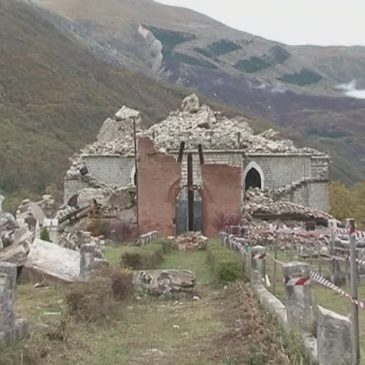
[145,94,319,154]
[0,195,33,266]
[169,232,208,251]
[66,94,325,175]
[133,269,196,296]
[80,106,141,156]
[243,187,333,225]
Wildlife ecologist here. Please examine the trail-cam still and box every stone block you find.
[79,244,96,281]
[317,306,353,365]
[282,261,312,332]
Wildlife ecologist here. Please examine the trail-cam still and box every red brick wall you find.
[201,164,241,237]
[137,137,181,237]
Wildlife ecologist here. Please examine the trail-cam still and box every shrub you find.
[87,219,111,237]
[120,243,164,270]
[110,269,134,300]
[207,242,242,282]
[40,227,51,242]
[155,239,174,254]
[65,276,117,322]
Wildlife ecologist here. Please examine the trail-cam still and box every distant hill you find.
[28,0,365,184]
[0,0,189,199]
[1,0,273,207]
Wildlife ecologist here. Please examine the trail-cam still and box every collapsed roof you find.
[77,94,327,157]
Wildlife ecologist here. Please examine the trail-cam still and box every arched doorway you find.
[175,186,203,234]
[245,168,262,190]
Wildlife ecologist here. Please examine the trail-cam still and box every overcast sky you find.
[157,0,365,46]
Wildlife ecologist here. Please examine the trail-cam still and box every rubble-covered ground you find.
[3,247,308,365]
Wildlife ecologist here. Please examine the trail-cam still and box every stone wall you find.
[308,181,329,212]
[64,179,89,204]
[247,154,312,190]
[83,155,135,186]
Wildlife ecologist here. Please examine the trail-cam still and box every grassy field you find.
[1,242,309,365]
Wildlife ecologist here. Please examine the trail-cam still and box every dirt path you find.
[4,249,307,365]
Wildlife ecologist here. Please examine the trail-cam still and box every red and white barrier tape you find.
[253,252,266,260]
[310,271,365,309]
[285,276,310,286]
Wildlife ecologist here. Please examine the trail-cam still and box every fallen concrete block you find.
[21,238,80,283]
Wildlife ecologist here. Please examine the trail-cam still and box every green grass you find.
[160,250,215,285]
[3,241,310,364]
[207,240,243,282]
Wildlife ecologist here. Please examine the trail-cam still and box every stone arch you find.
[243,161,265,190]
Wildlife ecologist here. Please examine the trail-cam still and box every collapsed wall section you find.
[137,137,181,237]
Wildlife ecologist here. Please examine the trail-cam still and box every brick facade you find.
[137,137,181,237]
[201,164,241,237]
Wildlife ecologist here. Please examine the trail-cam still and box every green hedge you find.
[207,242,242,282]
[120,243,164,270]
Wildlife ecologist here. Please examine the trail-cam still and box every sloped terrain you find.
[0,0,187,199]
[25,0,365,184]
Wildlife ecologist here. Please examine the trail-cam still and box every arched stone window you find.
[243,162,265,190]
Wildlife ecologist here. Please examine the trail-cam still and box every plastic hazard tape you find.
[284,276,310,286]
[253,252,266,260]
[310,271,365,309]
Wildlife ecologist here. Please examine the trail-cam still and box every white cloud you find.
[157,0,365,46]
[337,80,365,99]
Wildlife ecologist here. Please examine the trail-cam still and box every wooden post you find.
[187,153,194,232]
[273,236,278,295]
[330,228,335,256]
[349,218,360,365]
[133,117,139,233]
[177,141,185,163]
[290,232,294,261]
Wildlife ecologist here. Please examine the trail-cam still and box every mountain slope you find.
[0,0,188,197]
[27,0,365,184]
[1,0,275,204]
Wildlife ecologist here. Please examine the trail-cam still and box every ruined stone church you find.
[64,94,330,237]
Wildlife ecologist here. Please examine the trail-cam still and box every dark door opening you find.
[245,168,262,190]
[176,187,203,234]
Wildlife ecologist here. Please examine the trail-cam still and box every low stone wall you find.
[220,233,354,365]
[136,231,158,246]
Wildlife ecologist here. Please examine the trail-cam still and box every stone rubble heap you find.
[0,195,33,266]
[169,232,208,251]
[243,188,333,224]
[80,106,141,156]
[66,94,325,176]
[133,269,196,297]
